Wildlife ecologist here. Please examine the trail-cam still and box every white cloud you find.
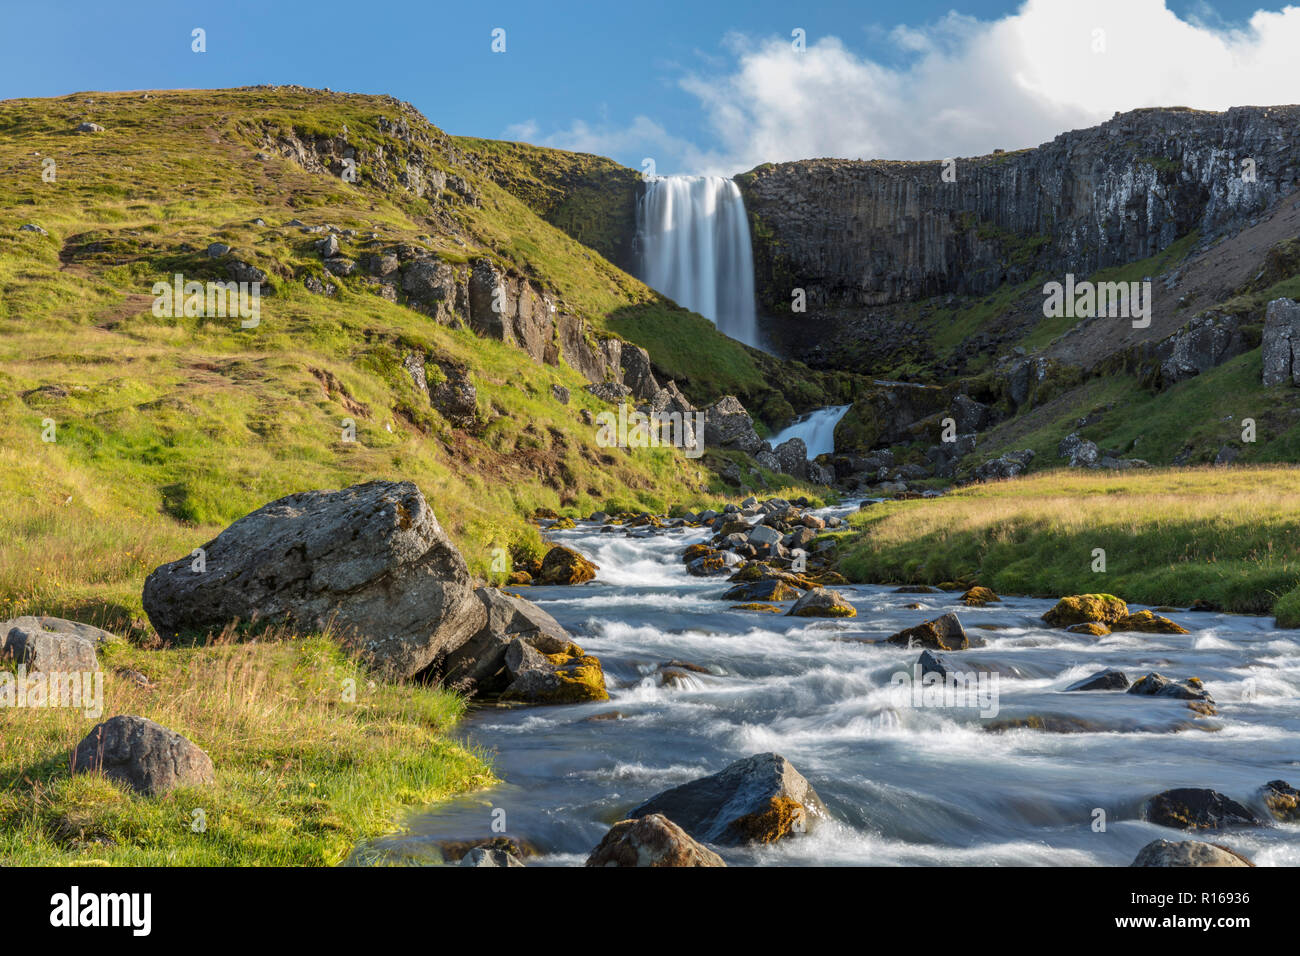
[511,0,1300,175]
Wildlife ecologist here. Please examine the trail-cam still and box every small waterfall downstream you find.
[767,405,852,459]
[636,176,760,348]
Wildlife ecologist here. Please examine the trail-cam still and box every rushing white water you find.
[767,405,853,459]
[356,505,1300,868]
[637,176,760,348]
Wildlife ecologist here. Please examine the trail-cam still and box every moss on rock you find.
[1042,594,1129,627]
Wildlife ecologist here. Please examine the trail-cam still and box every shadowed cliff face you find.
[737,106,1300,317]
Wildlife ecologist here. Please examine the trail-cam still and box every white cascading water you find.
[767,404,852,459]
[636,175,760,348]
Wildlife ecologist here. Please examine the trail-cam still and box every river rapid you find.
[356,500,1300,866]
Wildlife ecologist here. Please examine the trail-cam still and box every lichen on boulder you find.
[960,586,1000,606]
[1042,594,1129,627]
[1112,610,1189,634]
[537,545,598,585]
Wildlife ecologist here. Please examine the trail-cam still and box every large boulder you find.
[498,635,608,705]
[619,345,660,401]
[973,449,1034,480]
[629,753,827,846]
[772,438,808,479]
[1,616,120,647]
[537,546,598,585]
[458,846,525,867]
[1158,312,1248,385]
[2,625,98,674]
[701,396,763,455]
[1261,297,1300,386]
[787,587,856,618]
[1260,780,1299,822]
[586,814,726,867]
[141,481,485,680]
[1042,594,1128,627]
[886,612,973,650]
[1127,673,1216,713]
[72,715,214,795]
[442,588,573,692]
[1144,788,1259,830]
[1131,839,1253,867]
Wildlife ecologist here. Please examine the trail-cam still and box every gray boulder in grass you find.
[141,480,486,680]
[1,626,98,674]
[629,752,827,846]
[72,715,214,795]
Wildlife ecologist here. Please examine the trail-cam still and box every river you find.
[354,499,1300,866]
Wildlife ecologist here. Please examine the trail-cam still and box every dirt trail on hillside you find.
[1046,189,1300,368]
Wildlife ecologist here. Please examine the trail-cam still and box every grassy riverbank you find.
[838,466,1300,621]
[0,632,493,865]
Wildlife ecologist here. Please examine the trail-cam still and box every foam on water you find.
[354,502,1300,867]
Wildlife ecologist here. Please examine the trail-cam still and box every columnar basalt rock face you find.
[739,106,1300,313]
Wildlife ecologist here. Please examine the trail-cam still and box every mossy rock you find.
[1066,621,1110,636]
[682,543,714,563]
[728,561,775,583]
[550,516,576,530]
[807,571,848,587]
[730,603,784,613]
[788,587,857,618]
[506,570,532,586]
[1042,594,1128,627]
[503,640,609,705]
[722,579,800,602]
[537,545,598,584]
[532,507,559,520]
[960,586,1000,607]
[1113,610,1189,634]
[717,519,750,536]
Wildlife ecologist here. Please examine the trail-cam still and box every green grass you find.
[839,466,1300,617]
[0,633,492,865]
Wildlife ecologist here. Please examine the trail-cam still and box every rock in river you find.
[886,612,977,650]
[141,480,485,681]
[537,545,598,585]
[787,587,856,618]
[1144,788,1260,830]
[442,587,574,693]
[586,813,726,867]
[1130,839,1253,867]
[1065,668,1129,691]
[1042,594,1129,627]
[629,752,827,846]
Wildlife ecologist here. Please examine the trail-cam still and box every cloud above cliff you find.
[511,0,1300,175]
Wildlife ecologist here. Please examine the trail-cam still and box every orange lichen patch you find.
[727,796,807,844]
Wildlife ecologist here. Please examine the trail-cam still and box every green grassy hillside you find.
[0,86,826,637]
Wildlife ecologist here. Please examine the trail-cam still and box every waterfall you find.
[767,405,852,459]
[636,176,760,348]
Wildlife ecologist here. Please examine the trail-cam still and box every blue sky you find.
[2,1,1297,173]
